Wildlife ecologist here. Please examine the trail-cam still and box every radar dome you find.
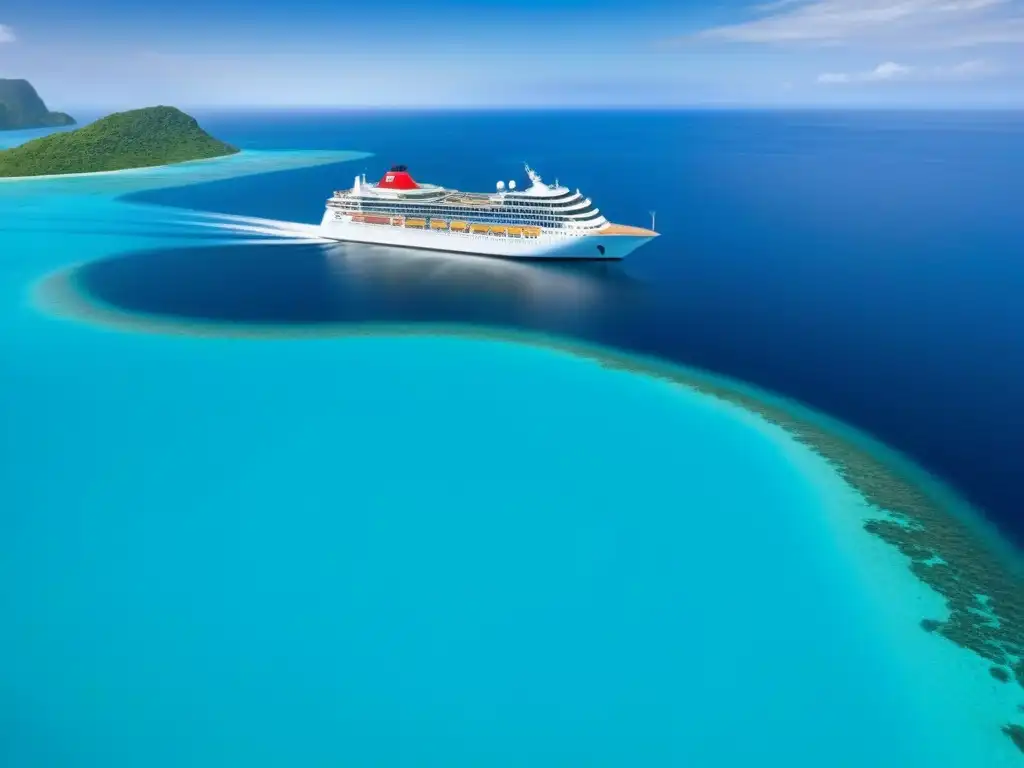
[508,180,517,189]
[496,180,505,191]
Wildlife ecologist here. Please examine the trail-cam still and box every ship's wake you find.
[170,210,330,244]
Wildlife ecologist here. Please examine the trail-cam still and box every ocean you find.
[1,109,1023,766]
[142,109,1024,543]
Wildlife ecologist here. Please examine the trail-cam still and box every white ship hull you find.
[318,213,653,260]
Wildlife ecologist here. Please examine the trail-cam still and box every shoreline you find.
[0,149,373,200]
[0,150,241,183]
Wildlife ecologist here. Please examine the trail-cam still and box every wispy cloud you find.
[818,61,913,82]
[695,0,1024,47]
[817,58,999,82]
[0,25,15,43]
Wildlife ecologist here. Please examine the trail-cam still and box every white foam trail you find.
[175,211,328,241]
[194,237,325,247]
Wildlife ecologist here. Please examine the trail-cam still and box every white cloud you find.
[0,25,15,44]
[817,58,999,82]
[695,0,1024,47]
[818,61,913,82]
[941,57,1000,75]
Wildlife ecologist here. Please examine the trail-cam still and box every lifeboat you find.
[364,215,390,225]
[450,221,469,231]
[430,220,448,230]
[507,226,523,237]
[522,226,541,238]
[350,214,366,223]
[489,225,507,236]
[470,223,489,234]
[405,219,426,228]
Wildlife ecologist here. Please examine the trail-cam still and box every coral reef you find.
[1002,724,1024,754]
[589,349,1024,678]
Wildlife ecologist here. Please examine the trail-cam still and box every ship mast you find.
[524,162,543,187]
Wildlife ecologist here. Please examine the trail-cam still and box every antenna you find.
[649,210,657,231]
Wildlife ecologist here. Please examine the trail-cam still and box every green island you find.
[0,105,238,178]
[0,78,75,131]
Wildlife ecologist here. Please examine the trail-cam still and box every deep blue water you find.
[124,109,1024,546]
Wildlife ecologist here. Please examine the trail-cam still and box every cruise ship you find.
[319,164,658,260]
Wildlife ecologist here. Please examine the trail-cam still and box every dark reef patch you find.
[1003,724,1024,754]
[992,667,1011,683]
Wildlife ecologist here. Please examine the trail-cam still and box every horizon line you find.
[55,104,1024,114]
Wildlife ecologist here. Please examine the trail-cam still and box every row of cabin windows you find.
[338,206,604,226]
[335,210,596,235]
[453,197,585,210]
[500,196,581,208]
[334,200,599,219]
[345,191,584,210]
[347,205,602,221]
[506,189,577,202]
[368,216,605,229]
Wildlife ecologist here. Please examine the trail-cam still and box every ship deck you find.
[596,223,659,237]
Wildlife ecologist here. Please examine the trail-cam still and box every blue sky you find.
[2,0,1023,108]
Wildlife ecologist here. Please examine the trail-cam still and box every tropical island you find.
[0,105,239,178]
[0,78,76,131]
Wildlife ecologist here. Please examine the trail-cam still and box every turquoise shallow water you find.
[1,149,1021,766]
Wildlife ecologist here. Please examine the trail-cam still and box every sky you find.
[1,0,1023,108]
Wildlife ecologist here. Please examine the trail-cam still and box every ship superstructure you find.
[318,164,658,260]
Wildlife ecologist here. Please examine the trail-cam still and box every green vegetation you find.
[0,106,238,177]
[0,79,75,130]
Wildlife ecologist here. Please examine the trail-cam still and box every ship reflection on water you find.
[66,240,647,336]
[322,241,643,330]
